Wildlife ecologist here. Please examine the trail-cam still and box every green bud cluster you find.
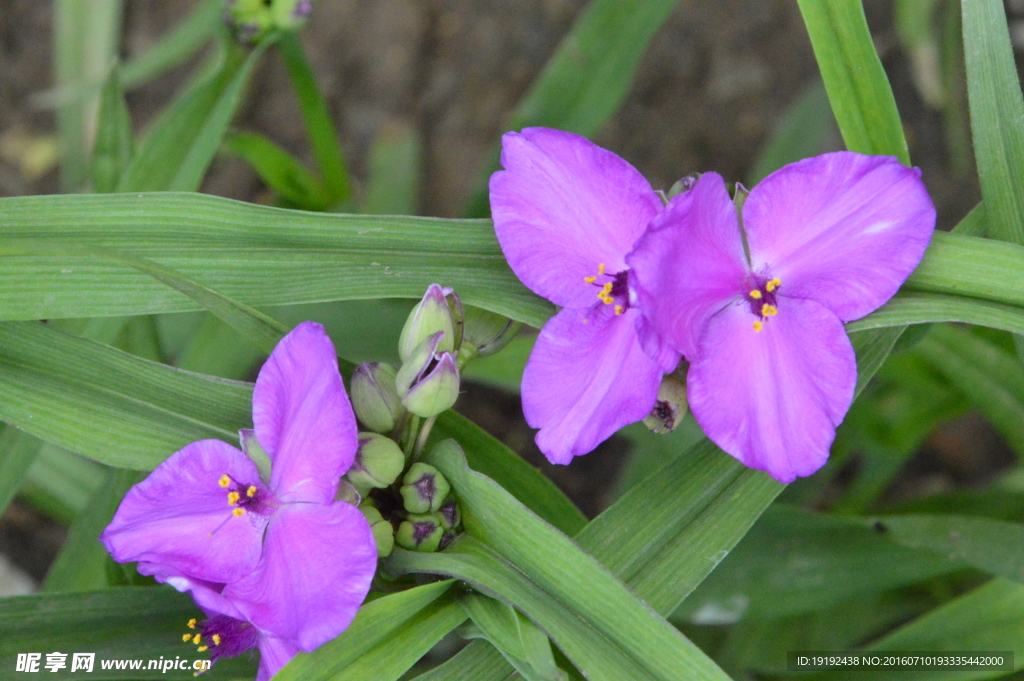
[224,0,312,43]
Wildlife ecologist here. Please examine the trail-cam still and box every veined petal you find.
[687,297,855,483]
[256,635,300,681]
[224,502,377,651]
[522,306,667,464]
[627,172,749,359]
[490,128,661,308]
[744,152,935,321]
[138,566,247,621]
[99,440,264,584]
[253,322,358,504]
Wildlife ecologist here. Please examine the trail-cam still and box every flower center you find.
[217,474,273,517]
[184,614,258,665]
[745,277,781,332]
[583,264,630,316]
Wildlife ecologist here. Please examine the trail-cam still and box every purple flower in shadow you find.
[627,153,935,482]
[489,127,679,464]
[100,322,377,673]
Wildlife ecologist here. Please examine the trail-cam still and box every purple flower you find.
[183,610,299,681]
[100,322,377,661]
[489,128,679,464]
[627,153,935,483]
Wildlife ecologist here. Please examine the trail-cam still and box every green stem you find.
[411,415,438,462]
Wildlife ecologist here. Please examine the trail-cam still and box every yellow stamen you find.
[246,486,257,498]
[752,320,764,332]
[187,618,197,629]
[761,303,778,317]
[232,507,245,517]
[218,474,230,488]
[601,282,613,293]
[749,289,762,299]
[598,263,606,275]
[183,633,192,642]
[212,634,221,646]
[584,276,597,284]
[766,278,781,292]
[614,305,624,315]
[197,646,208,652]
[192,634,202,645]
[227,491,240,506]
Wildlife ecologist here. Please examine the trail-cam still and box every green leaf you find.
[906,231,1024,309]
[41,468,137,592]
[872,514,1024,583]
[0,587,255,679]
[0,321,251,469]
[278,32,351,207]
[675,506,956,622]
[116,40,269,192]
[847,291,1024,336]
[796,0,909,163]
[90,66,134,193]
[915,324,1024,456]
[22,443,106,523]
[388,440,732,681]
[119,0,223,89]
[274,580,456,681]
[223,131,331,210]
[809,579,1024,681]
[962,0,1024,244]
[464,0,679,216]
[748,81,837,185]
[0,426,43,518]
[0,193,553,326]
[462,594,566,681]
[360,122,421,216]
[432,411,587,537]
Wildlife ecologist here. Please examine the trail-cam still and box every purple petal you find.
[687,297,856,483]
[522,305,668,464]
[253,322,358,503]
[138,565,247,620]
[223,501,377,651]
[627,172,749,359]
[257,635,301,681]
[99,440,264,584]
[490,128,661,308]
[743,152,935,321]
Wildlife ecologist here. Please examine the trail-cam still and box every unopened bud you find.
[399,285,454,362]
[225,0,311,42]
[395,331,444,396]
[347,433,405,491]
[351,362,403,433]
[458,306,522,366]
[359,504,395,558]
[437,497,460,530]
[400,463,451,514]
[396,513,444,552]
[643,372,688,434]
[402,352,459,418]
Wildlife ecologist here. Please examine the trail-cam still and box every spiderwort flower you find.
[100,322,377,658]
[489,127,679,463]
[628,153,935,482]
[182,610,298,681]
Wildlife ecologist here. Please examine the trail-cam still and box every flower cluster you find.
[490,128,935,483]
[101,322,377,680]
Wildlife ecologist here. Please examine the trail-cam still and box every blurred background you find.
[2,2,1024,670]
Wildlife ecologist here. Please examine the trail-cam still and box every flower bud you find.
[643,372,688,434]
[351,362,403,433]
[399,285,454,362]
[396,513,444,552]
[458,306,522,366]
[347,433,405,492]
[224,0,311,43]
[437,497,460,530]
[359,504,395,558]
[401,352,459,418]
[395,331,444,396]
[399,463,451,514]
